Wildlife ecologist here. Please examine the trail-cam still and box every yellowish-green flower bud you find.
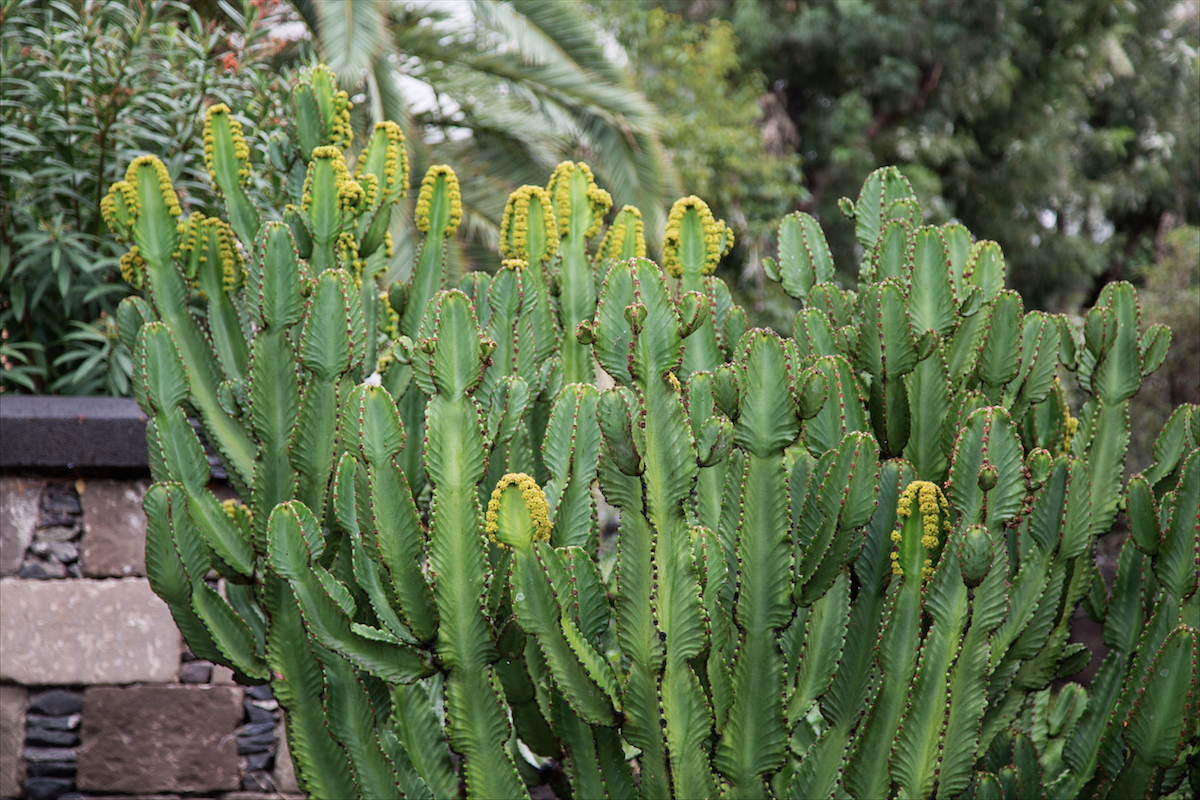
[486,473,552,550]
[414,165,463,237]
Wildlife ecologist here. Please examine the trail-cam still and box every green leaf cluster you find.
[0,0,295,394]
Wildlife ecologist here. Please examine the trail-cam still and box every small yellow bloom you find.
[486,473,552,549]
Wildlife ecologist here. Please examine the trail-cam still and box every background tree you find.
[595,4,806,325]
[647,0,1199,309]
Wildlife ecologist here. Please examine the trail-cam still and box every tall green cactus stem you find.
[352,121,410,372]
[846,479,951,799]
[541,383,602,551]
[713,329,800,799]
[591,256,717,800]
[293,63,353,160]
[393,164,463,494]
[661,196,733,378]
[547,161,612,384]
[291,267,363,526]
[203,104,260,247]
[496,187,564,485]
[475,258,554,488]
[855,277,922,459]
[245,222,303,551]
[402,165,463,338]
[342,382,438,643]
[415,289,527,799]
[103,156,255,494]
[499,186,560,354]
[597,204,647,269]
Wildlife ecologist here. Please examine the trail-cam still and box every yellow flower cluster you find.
[499,186,560,261]
[337,232,362,282]
[414,165,463,236]
[356,122,409,204]
[100,180,135,239]
[384,229,394,259]
[546,161,612,240]
[892,480,950,579]
[209,218,244,293]
[119,247,146,289]
[358,173,380,209]
[661,196,732,278]
[329,88,354,151]
[301,146,350,213]
[202,104,252,189]
[337,176,366,214]
[501,259,528,272]
[220,498,248,520]
[380,290,400,340]
[485,472,552,549]
[599,205,646,261]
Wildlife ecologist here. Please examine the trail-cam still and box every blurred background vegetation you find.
[3,0,1197,466]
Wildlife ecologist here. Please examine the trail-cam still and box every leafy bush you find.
[0,0,289,393]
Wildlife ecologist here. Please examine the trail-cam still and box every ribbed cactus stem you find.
[715,329,796,799]
[591,257,716,800]
[104,156,255,492]
[663,196,730,378]
[846,479,949,799]
[402,165,462,337]
[202,103,259,247]
[547,161,611,384]
[419,290,527,799]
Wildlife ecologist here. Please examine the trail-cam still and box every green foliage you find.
[1129,225,1200,474]
[0,0,293,393]
[596,4,806,319]
[124,64,1196,798]
[648,0,1200,308]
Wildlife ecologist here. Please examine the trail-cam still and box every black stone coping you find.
[0,396,149,468]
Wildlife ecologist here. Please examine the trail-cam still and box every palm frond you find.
[314,0,386,85]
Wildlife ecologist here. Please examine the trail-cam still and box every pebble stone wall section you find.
[0,397,302,800]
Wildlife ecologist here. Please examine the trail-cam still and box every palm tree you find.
[287,0,674,274]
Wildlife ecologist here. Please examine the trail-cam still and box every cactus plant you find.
[116,68,1196,799]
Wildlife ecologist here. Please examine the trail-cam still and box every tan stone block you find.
[80,479,150,578]
[273,718,300,794]
[1,477,42,576]
[211,664,237,684]
[0,578,180,685]
[77,685,241,794]
[0,685,27,798]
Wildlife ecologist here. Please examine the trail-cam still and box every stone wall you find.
[0,398,300,800]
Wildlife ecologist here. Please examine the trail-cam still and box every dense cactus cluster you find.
[109,65,1198,800]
